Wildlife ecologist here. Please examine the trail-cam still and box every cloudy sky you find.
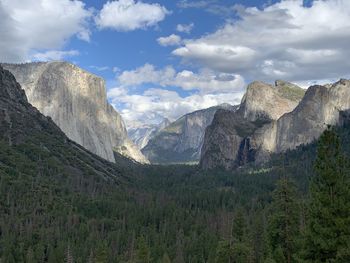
[1,0,350,128]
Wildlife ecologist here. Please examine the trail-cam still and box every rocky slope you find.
[0,64,129,181]
[1,61,148,164]
[142,104,237,164]
[200,80,306,169]
[128,118,171,149]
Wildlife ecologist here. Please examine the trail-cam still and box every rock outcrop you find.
[142,104,237,164]
[200,80,306,169]
[0,64,129,183]
[2,61,148,163]
[128,118,171,149]
[273,79,350,153]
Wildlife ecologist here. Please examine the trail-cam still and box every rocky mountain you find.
[272,79,350,152]
[128,118,171,149]
[1,61,148,164]
[200,80,306,170]
[142,104,237,164]
[0,64,130,181]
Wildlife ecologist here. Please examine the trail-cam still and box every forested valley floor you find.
[1,125,349,262]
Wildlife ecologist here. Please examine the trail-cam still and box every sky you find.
[1,0,350,128]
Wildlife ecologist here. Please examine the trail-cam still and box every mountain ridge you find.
[1,61,148,164]
[200,79,350,170]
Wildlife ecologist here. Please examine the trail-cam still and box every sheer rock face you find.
[200,80,306,170]
[274,79,350,152]
[2,61,148,163]
[0,65,128,182]
[128,118,171,150]
[142,104,238,164]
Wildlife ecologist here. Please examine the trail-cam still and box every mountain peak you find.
[240,80,303,122]
[2,62,148,164]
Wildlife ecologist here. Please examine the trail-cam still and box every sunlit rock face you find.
[2,61,148,163]
[200,80,306,170]
[142,104,238,164]
[273,79,350,153]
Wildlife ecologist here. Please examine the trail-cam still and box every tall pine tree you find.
[268,177,300,263]
[304,127,350,262]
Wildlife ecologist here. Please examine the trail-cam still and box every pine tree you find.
[304,127,350,262]
[268,177,300,263]
[215,240,231,263]
[161,253,172,263]
[232,208,252,263]
[251,211,269,263]
[136,236,151,263]
[95,242,108,263]
[232,208,246,244]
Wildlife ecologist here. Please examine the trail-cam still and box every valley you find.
[0,64,349,262]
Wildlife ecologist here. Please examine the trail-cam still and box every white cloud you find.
[117,63,245,94]
[110,63,245,127]
[173,0,350,82]
[108,86,243,128]
[177,0,234,16]
[95,0,169,31]
[176,23,194,34]
[32,50,80,61]
[177,0,214,9]
[0,0,92,63]
[89,65,110,71]
[157,34,182,46]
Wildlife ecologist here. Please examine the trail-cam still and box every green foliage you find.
[136,236,151,263]
[1,117,350,262]
[303,127,350,262]
[268,177,300,263]
[232,208,246,243]
[95,242,109,263]
[215,241,231,263]
[277,84,305,102]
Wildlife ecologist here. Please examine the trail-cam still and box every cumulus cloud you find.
[0,0,92,63]
[157,34,182,46]
[117,63,245,94]
[176,23,194,34]
[95,0,169,31]
[173,0,350,82]
[108,86,243,128]
[109,63,245,127]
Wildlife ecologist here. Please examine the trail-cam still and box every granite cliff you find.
[0,64,128,180]
[2,61,148,163]
[142,104,237,164]
[128,118,171,150]
[200,80,306,169]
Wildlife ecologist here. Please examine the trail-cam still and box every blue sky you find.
[77,0,278,80]
[1,0,350,128]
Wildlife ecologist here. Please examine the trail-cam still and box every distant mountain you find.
[142,104,238,164]
[2,61,148,164]
[200,79,350,169]
[128,118,171,149]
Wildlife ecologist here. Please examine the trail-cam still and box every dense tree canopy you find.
[1,125,350,262]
